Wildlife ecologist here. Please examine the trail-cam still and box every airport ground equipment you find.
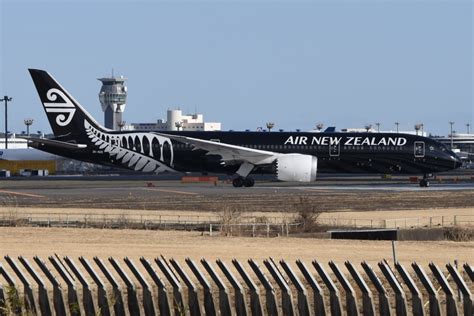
[0,257,472,315]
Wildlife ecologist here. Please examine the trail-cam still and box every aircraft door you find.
[414,141,425,158]
[329,143,340,157]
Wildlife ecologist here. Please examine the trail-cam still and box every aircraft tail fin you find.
[28,69,107,137]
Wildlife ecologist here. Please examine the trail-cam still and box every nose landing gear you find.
[232,176,255,187]
[419,174,431,187]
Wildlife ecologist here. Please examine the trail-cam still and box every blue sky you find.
[1,0,472,135]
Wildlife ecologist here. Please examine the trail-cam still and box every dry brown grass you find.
[0,226,471,266]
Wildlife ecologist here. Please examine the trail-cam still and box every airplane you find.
[26,69,462,187]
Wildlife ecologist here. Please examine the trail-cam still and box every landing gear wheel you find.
[419,179,430,187]
[232,177,244,188]
[243,177,255,187]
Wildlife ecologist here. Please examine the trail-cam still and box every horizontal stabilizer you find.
[20,137,87,150]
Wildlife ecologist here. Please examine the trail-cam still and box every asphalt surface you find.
[0,175,473,212]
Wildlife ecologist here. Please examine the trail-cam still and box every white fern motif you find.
[84,121,175,173]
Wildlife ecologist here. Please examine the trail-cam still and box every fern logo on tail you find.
[44,88,76,126]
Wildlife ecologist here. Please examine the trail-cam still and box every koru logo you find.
[44,88,76,126]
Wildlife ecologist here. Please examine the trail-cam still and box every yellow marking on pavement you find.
[143,188,198,195]
[0,189,46,198]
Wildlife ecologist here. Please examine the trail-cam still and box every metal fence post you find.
[328,261,359,316]
[232,259,264,316]
[64,256,97,316]
[186,257,217,315]
[201,258,232,316]
[49,255,81,316]
[108,257,141,316]
[248,259,278,316]
[169,258,200,316]
[395,262,424,316]
[264,258,295,316]
[411,262,441,316]
[93,257,126,316]
[217,259,247,316]
[156,256,186,315]
[18,256,51,315]
[463,263,473,281]
[446,263,472,316]
[33,256,67,316]
[280,260,310,316]
[429,262,458,315]
[378,260,407,316]
[345,261,375,316]
[4,256,36,314]
[79,256,111,316]
[141,257,171,316]
[361,261,391,316]
[313,260,343,316]
[124,257,155,316]
[0,262,22,315]
[296,259,326,316]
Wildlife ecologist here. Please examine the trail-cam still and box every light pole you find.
[414,124,421,136]
[449,121,455,149]
[316,123,324,132]
[365,124,372,132]
[118,121,126,131]
[375,122,380,133]
[467,123,470,134]
[24,118,34,136]
[421,123,424,136]
[175,121,183,131]
[395,122,399,133]
[0,96,12,149]
[266,122,275,132]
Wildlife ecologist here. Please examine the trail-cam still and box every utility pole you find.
[375,122,380,132]
[467,123,470,134]
[449,121,455,149]
[1,96,12,149]
[395,122,399,133]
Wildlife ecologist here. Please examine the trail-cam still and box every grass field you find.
[0,226,471,266]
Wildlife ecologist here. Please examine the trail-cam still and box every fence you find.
[0,210,302,237]
[0,255,472,316]
[315,215,474,229]
[0,210,472,232]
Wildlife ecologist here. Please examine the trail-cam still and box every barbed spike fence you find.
[0,256,472,315]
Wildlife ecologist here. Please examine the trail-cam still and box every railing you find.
[0,256,472,315]
[318,215,474,229]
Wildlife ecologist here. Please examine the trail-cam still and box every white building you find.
[125,109,221,132]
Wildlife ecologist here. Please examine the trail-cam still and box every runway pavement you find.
[0,177,473,212]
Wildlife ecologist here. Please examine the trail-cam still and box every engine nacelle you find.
[276,154,318,182]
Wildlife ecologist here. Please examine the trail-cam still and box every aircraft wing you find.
[20,137,88,150]
[155,133,278,165]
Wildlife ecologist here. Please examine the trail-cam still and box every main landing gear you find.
[232,176,255,188]
[419,174,431,188]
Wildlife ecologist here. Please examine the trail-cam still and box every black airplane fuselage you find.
[32,130,461,176]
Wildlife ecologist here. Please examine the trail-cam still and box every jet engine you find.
[276,154,318,182]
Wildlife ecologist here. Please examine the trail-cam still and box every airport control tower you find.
[98,75,127,130]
